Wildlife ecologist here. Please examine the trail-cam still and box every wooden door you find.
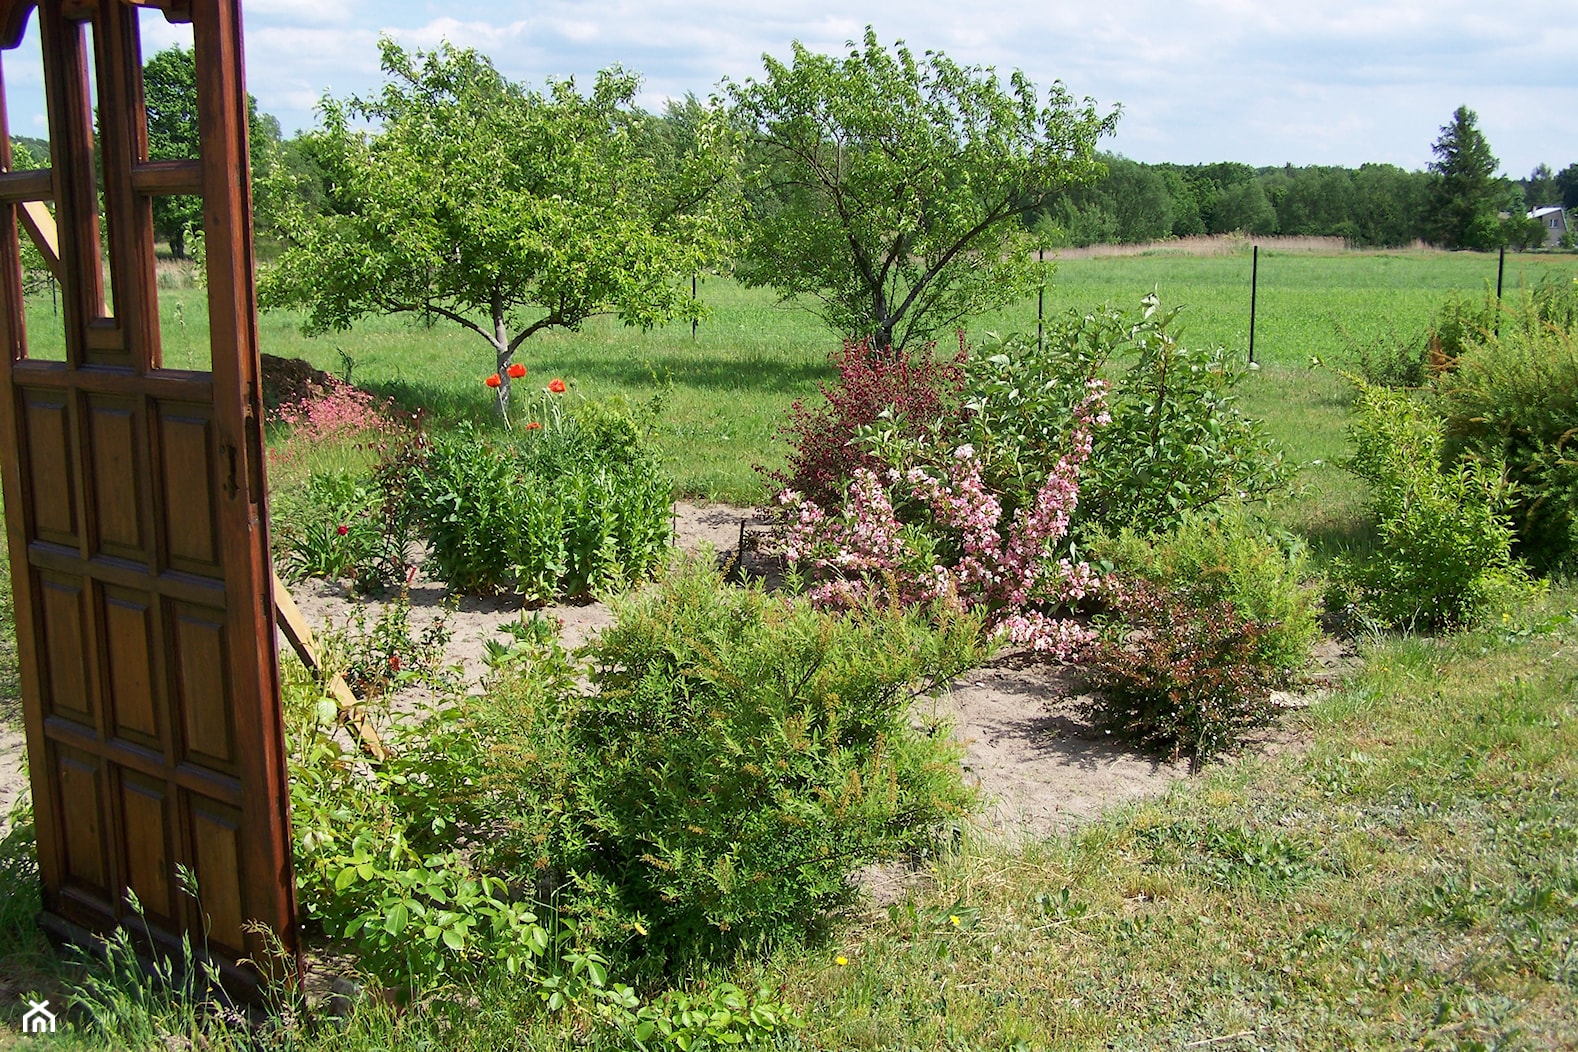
[0,0,296,991]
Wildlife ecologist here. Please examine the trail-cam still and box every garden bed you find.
[281,500,1338,849]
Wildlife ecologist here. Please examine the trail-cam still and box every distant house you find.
[1529,205,1569,247]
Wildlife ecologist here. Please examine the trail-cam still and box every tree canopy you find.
[725,27,1116,349]
[258,39,738,418]
[1427,105,1503,251]
[142,45,279,256]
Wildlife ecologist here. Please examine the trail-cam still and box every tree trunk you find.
[492,290,513,425]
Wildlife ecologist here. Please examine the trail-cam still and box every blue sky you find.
[3,1,1575,179]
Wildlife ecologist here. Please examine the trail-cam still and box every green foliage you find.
[272,470,403,589]
[1087,506,1318,677]
[1082,580,1284,768]
[726,26,1115,348]
[406,408,671,598]
[1340,322,1435,389]
[483,558,984,968]
[966,296,1290,534]
[1337,380,1540,630]
[259,38,736,420]
[142,46,280,255]
[1427,106,1503,251]
[316,590,458,701]
[1435,294,1578,573]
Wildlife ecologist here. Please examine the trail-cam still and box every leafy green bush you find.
[482,558,985,969]
[1086,506,1318,678]
[1435,312,1578,574]
[273,470,406,589]
[1337,380,1540,630]
[408,415,671,598]
[1082,580,1283,769]
[962,296,1289,535]
[286,645,800,1045]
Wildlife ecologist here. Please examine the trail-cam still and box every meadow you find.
[23,245,1566,518]
[2,245,1577,1048]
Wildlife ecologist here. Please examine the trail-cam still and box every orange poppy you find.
[526,421,542,430]
[507,362,527,379]
[549,377,567,393]
[484,373,502,388]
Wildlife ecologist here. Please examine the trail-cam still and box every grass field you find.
[20,247,1573,513]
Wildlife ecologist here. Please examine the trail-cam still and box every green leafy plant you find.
[1086,506,1318,678]
[481,558,985,969]
[406,416,671,598]
[316,589,457,701]
[1336,380,1540,630]
[1082,580,1283,768]
[963,297,1291,536]
[272,470,393,587]
[1435,297,1578,573]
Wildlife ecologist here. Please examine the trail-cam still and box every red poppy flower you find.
[506,362,527,379]
[548,377,567,393]
[484,373,502,388]
[336,524,349,536]
[388,654,402,672]
[526,421,542,431]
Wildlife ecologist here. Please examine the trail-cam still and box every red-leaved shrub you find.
[1081,580,1282,769]
[762,336,966,510]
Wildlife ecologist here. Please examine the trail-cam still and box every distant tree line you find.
[1029,149,1577,250]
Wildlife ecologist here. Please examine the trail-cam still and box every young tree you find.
[1426,105,1502,251]
[725,27,1115,349]
[259,40,737,419]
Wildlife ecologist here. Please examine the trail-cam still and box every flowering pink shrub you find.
[781,379,1110,659]
[273,377,393,444]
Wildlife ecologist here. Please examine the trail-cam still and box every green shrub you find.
[1086,506,1318,678]
[1435,317,1578,574]
[408,416,671,598]
[273,470,405,589]
[482,558,986,969]
[1339,323,1434,389]
[963,296,1290,535]
[1337,380,1540,630]
[286,643,802,1044]
[1082,580,1283,769]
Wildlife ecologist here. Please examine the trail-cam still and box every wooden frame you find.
[0,0,296,992]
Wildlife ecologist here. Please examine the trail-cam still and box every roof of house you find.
[1529,206,1567,219]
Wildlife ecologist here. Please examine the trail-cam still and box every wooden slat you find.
[131,159,202,198]
[0,167,52,202]
[18,201,61,280]
[271,570,386,761]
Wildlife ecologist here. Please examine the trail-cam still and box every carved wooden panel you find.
[0,0,296,994]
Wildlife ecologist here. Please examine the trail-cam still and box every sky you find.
[2,1,1574,179]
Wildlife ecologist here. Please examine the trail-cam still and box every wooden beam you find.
[271,569,387,762]
[18,201,61,280]
[131,158,203,196]
[0,168,53,202]
[0,0,33,49]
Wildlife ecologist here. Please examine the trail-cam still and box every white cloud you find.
[2,0,1570,176]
